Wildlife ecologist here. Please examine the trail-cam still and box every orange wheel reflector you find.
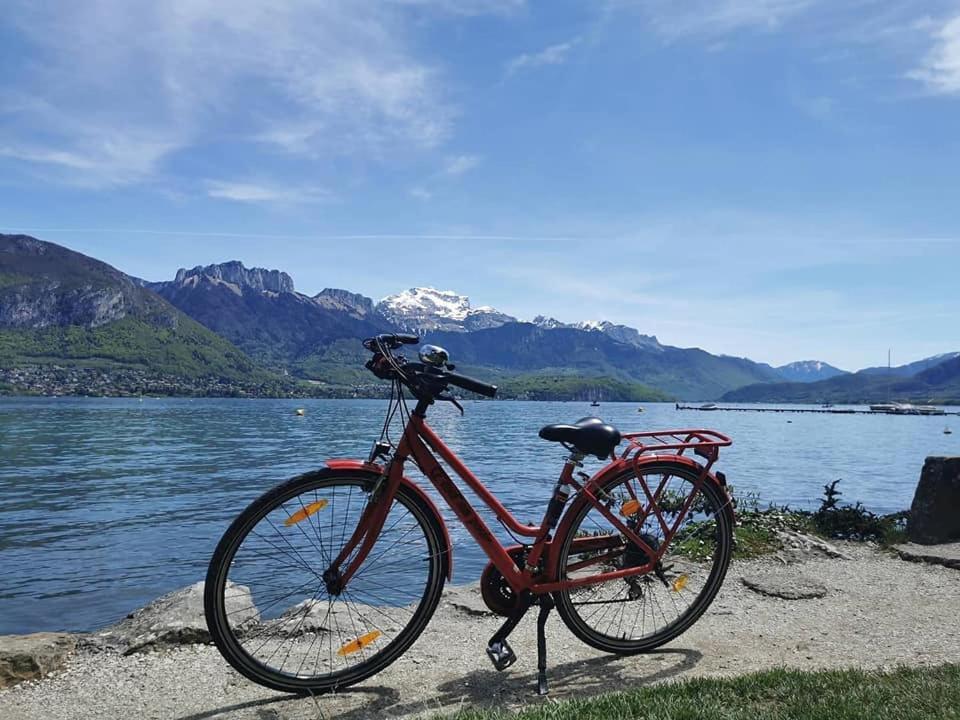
[672,574,689,593]
[284,499,328,527]
[337,630,382,656]
[620,499,642,517]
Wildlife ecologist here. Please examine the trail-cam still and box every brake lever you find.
[436,393,464,415]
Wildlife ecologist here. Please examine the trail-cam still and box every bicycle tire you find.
[553,462,733,655]
[204,469,446,694]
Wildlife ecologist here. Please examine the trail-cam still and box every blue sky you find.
[2,0,959,370]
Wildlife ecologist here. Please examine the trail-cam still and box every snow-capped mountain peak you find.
[775,360,848,382]
[379,287,471,321]
[533,316,662,350]
[376,287,516,332]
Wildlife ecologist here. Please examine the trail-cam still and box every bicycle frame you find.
[326,407,730,599]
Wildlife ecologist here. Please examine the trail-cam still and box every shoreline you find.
[2,542,957,719]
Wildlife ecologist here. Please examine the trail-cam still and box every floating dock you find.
[675,404,960,416]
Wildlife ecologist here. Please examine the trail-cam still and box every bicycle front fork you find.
[485,591,556,696]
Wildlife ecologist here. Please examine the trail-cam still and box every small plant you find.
[812,479,907,545]
[819,479,843,511]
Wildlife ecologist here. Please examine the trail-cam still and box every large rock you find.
[774,529,852,561]
[741,570,827,600]
[894,542,960,570]
[0,633,79,689]
[908,457,960,545]
[264,598,400,637]
[92,581,258,655]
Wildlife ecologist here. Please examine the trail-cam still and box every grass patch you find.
[441,664,960,720]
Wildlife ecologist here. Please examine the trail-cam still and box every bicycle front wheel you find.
[204,469,446,694]
[554,462,733,655]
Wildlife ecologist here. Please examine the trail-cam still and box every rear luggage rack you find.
[620,429,732,463]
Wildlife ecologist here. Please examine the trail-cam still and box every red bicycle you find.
[204,334,735,695]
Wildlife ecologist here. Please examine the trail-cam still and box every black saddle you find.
[539,417,622,460]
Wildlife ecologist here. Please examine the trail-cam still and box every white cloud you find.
[441,154,481,176]
[388,0,526,16]
[909,14,960,94]
[505,38,580,75]
[610,0,818,39]
[0,0,464,187]
[0,135,181,188]
[206,180,333,205]
[409,186,433,200]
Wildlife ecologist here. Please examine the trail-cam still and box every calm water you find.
[1,397,956,634]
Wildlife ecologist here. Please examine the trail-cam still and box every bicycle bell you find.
[418,344,449,367]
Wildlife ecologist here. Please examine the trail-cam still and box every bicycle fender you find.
[324,459,454,581]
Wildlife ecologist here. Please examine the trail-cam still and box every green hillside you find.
[492,373,671,401]
[0,234,297,396]
[1,316,257,377]
[422,325,780,401]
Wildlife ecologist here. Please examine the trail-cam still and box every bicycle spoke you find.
[558,465,730,648]
[213,477,439,686]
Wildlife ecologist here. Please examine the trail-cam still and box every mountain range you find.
[2,234,958,402]
[147,260,781,398]
[0,235,289,397]
[723,353,960,404]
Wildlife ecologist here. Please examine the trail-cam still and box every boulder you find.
[774,529,852,561]
[92,581,258,655]
[265,598,399,637]
[741,571,828,600]
[908,457,960,545]
[894,542,960,570]
[0,633,79,689]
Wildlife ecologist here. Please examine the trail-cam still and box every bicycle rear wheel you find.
[204,469,445,694]
[554,462,733,655]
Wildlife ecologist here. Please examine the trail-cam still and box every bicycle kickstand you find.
[535,594,555,696]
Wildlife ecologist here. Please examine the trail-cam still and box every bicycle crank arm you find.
[485,590,533,672]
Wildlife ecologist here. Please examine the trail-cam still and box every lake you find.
[0,397,956,635]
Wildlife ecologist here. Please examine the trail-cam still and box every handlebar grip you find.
[445,372,498,398]
[364,333,420,351]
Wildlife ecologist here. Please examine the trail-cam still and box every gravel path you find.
[2,544,957,720]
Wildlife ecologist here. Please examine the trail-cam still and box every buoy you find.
[295,408,305,417]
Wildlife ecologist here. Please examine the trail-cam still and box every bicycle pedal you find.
[486,640,517,671]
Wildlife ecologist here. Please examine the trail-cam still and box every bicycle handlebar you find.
[363,334,498,399]
[363,333,420,351]
[442,370,498,398]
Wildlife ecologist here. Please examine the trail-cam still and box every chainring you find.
[480,546,527,617]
